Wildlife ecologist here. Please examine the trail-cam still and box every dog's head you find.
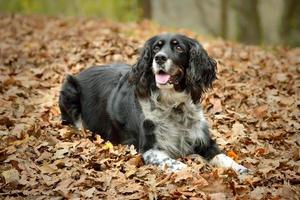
[130,34,217,103]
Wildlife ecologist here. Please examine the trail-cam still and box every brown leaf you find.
[2,168,20,183]
[276,73,288,82]
[82,187,96,198]
[209,192,227,200]
[127,155,143,167]
[53,148,69,159]
[54,178,73,197]
[39,163,58,174]
[116,182,142,194]
[250,187,266,200]
[173,169,193,183]
[0,116,14,128]
[209,97,223,114]
[292,148,300,161]
[36,151,52,162]
[232,122,245,137]
[253,105,268,118]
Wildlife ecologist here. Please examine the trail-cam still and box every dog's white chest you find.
[139,92,207,158]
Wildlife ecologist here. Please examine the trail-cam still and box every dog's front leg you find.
[210,153,249,174]
[142,149,187,172]
[193,138,249,174]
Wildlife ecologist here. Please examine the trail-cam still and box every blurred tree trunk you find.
[280,0,300,46]
[139,0,152,19]
[235,0,261,44]
[220,0,228,39]
[194,0,218,36]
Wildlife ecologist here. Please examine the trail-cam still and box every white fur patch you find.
[143,149,187,172]
[75,116,83,130]
[152,58,173,74]
[210,154,249,174]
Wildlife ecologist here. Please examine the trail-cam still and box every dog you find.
[59,33,248,173]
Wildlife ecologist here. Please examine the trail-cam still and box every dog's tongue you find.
[155,73,171,84]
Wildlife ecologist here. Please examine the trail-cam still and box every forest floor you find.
[0,15,299,199]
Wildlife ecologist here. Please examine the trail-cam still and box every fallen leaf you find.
[82,187,96,198]
[227,151,238,160]
[2,168,20,183]
[53,148,69,159]
[39,163,58,174]
[276,73,288,82]
[173,169,193,183]
[103,141,114,150]
[210,97,223,114]
[209,192,227,200]
[0,116,14,128]
[253,105,268,118]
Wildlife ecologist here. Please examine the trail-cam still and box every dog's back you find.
[59,64,131,139]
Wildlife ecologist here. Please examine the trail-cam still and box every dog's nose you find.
[154,53,167,65]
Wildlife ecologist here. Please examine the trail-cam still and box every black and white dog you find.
[59,34,248,173]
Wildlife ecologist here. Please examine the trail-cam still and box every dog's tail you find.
[59,74,81,126]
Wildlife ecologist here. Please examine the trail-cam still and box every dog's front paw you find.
[161,159,187,172]
[232,164,249,174]
[168,160,187,172]
[210,154,249,174]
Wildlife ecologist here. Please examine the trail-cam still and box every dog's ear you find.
[129,36,157,97]
[186,39,217,104]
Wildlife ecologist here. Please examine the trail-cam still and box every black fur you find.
[186,38,217,103]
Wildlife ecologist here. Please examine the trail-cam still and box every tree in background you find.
[280,0,300,46]
[139,0,151,20]
[234,0,261,44]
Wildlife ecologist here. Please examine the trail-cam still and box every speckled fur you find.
[139,89,209,159]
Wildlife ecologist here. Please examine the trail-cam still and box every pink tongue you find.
[155,74,171,84]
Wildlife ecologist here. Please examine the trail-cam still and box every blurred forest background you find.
[0,0,299,46]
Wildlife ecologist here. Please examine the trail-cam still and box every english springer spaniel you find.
[59,34,248,173]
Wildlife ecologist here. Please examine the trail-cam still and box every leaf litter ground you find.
[0,15,299,199]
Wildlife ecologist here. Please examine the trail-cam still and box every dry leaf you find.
[82,187,96,198]
[2,168,20,183]
[232,122,245,134]
[173,169,193,183]
[253,105,268,118]
[227,150,238,160]
[210,97,223,114]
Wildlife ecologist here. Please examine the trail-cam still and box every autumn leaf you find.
[103,141,114,150]
[232,122,245,136]
[39,163,58,174]
[2,168,20,183]
[82,187,96,198]
[227,150,238,160]
[253,105,268,118]
[209,97,223,114]
[173,169,194,183]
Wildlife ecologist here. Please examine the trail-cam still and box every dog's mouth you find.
[155,70,182,86]
[155,70,171,85]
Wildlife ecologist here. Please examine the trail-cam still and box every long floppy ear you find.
[129,36,157,98]
[186,39,217,104]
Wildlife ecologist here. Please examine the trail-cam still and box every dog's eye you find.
[175,46,184,53]
[153,45,160,52]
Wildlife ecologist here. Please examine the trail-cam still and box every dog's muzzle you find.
[154,53,168,66]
